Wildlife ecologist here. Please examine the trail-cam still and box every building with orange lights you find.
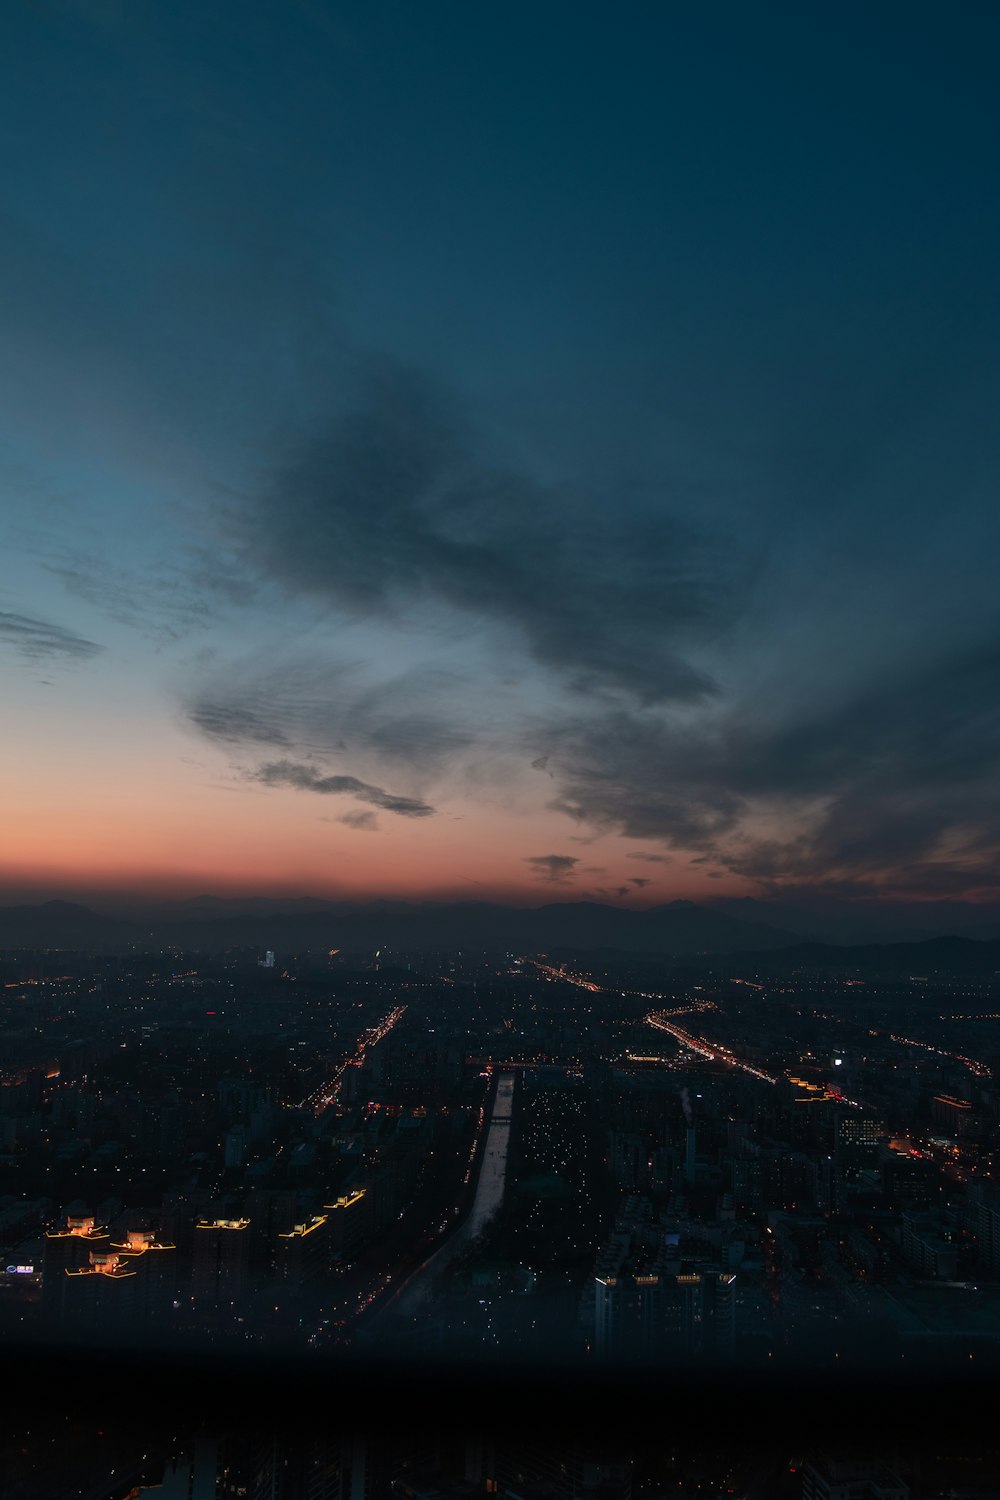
[46,1222,176,1332]
[277,1213,329,1285]
[324,1188,368,1264]
[193,1217,251,1312]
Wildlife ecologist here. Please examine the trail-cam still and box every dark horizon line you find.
[4,887,1000,915]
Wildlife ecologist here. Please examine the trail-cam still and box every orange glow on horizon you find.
[0,741,754,907]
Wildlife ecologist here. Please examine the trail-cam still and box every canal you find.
[378,1070,515,1320]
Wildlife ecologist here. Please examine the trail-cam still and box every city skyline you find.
[3,3,1000,913]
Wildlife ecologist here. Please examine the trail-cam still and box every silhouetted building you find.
[932,1094,976,1136]
[278,1214,329,1285]
[493,1440,632,1500]
[53,1227,176,1334]
[325,1188,368,1263]
[42,1213,109,1318]
[193,1216,251,1309]
[976,1199,1000,1274]
[801,1456,908,1499]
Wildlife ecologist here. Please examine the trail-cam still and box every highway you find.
[644,1010,779,1084]
[300,1004,406,1114]
[526,957,778,1084]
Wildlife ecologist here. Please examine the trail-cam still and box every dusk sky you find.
[2,1,999,910]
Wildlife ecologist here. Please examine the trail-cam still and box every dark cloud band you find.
[252,759,434,818]
[239,362,738,706]
[525,853,579,883]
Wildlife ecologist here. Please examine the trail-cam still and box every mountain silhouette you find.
[0,897,796,954]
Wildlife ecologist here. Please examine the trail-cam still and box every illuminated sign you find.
[6,1264,35,1274]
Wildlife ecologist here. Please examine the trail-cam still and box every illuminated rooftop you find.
[46,1216,107,1241]
[323,1189,366,1211]
[279,1215,328,1239]
[65,1251,137,1280]
[111,1231,176,1253]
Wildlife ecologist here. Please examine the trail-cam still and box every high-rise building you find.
[684,1126,697,1185]
[899,1212,958,1280]
[109,1228,177,1326]
[976,1199,1000,1274]
[800,1456,909,1499]
[277,1214,329,1285]
[245,1433,433,1500]
[932,1093,976,1136]
[193,1216,251,1310]
[51,1226,177,1334]
[247,1188,298,1277]
[138,1438,220,1500]
[42,1213,109,1319]
[225,1126,248,1169]
[592,1229,736,1362]
[834,1114,884,1209]
[325,1188,368,1264]
[492,1440,633,1500]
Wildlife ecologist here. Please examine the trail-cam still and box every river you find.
[378,1070,515,1320]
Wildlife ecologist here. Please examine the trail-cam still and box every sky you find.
[2,0,1000,912]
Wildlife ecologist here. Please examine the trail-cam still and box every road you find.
[526,958,778,1085]
[300,1004,406,1113]
[645,1010,779,1084]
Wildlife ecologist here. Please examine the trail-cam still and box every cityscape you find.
[4,0,1000,1493]
[3,916,1000,1493]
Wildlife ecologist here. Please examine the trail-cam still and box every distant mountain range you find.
[706,895,1000,945]
[723,933,1000,976]
[0,897,799,955]
[2,896,1000,970]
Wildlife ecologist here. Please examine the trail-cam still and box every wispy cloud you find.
[43,544,256,643]
[188,703,292,746]
[0,610,104,662]
[184,658,476,777]
[252,759,434,818]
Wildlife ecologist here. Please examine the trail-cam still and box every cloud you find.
[0,610,104,662]
[251,758,434,817]
[188,702,292,747]
[4,0,1000,927]
[184,658,476,777]
[712,642,1000,896]
[525,853,579,883]
[541,637,1000,900]
[338,809,379,831]
[545,709,745,848]
[236,360,743,706]
[629,877,651,888]
[44,545,257,642]
[173,344,1000,907]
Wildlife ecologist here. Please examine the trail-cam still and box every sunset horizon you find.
[4,7,1000,929]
